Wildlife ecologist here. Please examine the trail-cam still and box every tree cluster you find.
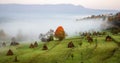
[39,26,66,42]
[39,29,54,42]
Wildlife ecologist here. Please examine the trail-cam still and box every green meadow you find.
[0,34,120,63]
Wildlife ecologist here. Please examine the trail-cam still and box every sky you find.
[0,0,120,10]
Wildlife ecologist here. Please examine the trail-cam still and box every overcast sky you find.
[0,0,120,10]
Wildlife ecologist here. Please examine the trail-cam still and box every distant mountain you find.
[0,4,118,15]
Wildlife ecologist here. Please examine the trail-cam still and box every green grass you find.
[0,35,120,63]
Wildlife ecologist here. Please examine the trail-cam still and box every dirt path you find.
[101,37,120,61]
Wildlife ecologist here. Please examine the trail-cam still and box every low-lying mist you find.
[0,16,110,42]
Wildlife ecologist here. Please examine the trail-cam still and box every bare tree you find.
[39,29,54,42]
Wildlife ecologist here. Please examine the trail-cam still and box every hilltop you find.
[0,4,118,15]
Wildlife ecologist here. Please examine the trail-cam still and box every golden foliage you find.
[55,26,65,41]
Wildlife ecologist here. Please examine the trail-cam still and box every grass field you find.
[0,34,120,63]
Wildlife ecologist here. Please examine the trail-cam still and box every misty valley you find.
[0,4,120,63]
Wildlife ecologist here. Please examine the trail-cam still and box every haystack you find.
[68,41,75,48]
[29,43,34,48]
[6,49,14,56]
[42,44,48,50]
[34,41,38,47]
[10,41,19,46]
[106,35,112,41]
[87,36,93,44]
[2,42,6,47]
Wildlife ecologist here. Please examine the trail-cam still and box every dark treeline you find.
[0,29,27,42]
[107,12,120,34]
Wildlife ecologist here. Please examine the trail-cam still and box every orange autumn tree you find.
[55,26,65,41]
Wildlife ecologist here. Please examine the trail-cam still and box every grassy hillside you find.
[0,35,120,63]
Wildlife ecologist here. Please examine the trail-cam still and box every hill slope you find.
[0,35,120,63]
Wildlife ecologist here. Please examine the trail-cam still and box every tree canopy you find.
[55,26,65,41]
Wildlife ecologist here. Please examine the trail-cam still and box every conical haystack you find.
[29,43,34,48]
[34,41,38,47]
[2,42,6,47]
[106,35,112,41]
[42,44,48,50]
[68,41,75,48]
[6,49,14,56]
[87,36,93,42]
